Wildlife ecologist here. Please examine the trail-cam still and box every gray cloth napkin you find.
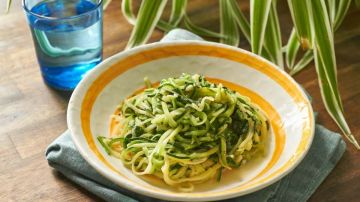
[46,29,346,202]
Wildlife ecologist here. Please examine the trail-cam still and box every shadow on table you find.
[46,86,73,102]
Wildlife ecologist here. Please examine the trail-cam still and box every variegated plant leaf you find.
[6,0,12,13]
[184,15,223,38]
[289,50,313,75]
[169,0,187,27]
[325,0,336,25]
[126,0,168,49]
[311,0,341,109]
[334,0,352,31]
[228,0,276,65]
[311,0,359,149]
[286,0,350,72]
[250,0,272,54]
[228,0,250,42]
[121,0,173,32]
[286,28,301,69]
[102,0,112,10]
[263,1,283,68]
[314,51,359,149]
[219,0,239,46]
[121,0,135,24]
[287,0,313,49]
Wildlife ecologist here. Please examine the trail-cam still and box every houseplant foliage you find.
[7,0,358,149]
[121,0,359,149]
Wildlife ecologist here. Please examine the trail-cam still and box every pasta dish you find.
[98,73,269,191]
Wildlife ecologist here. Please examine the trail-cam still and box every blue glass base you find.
[41,61,100,91]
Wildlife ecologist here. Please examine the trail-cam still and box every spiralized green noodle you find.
[98,73,269,191]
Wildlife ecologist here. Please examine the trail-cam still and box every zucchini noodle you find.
[98,73,269,191]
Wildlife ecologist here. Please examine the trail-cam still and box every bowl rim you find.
[67,40,315,201]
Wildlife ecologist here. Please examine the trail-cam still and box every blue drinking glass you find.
[23,0,103,91]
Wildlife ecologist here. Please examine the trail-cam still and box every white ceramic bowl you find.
[67,41,315,201]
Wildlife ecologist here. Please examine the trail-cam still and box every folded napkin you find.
[46,29,346,202]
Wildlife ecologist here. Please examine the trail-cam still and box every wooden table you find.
[1,0,359,201]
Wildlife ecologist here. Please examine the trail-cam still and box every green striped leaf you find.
[287,0,313,49]
[289,50,313,75]
[228,0,250,42]
[334,0,352,31]
[285,28,301,69]
[286,0,350,72]
[121,0,173,32]
[260,46,275,62]
[126,0,168,49]
[285,29,314,74]
[325,0,336,25]
[121,0,136,24]
[311,0,341,110]
[6,0,12,13]
[314,51,359,149]
[263,1,283,68]
[228,0,276,65]
[102,0,112,10]
[184,15,223,38]
[169,0,187,27]
[250,0,272,54]
[311,0,359,149]
[219,0,240,46]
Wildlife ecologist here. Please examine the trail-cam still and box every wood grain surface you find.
[0,0,359,201]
